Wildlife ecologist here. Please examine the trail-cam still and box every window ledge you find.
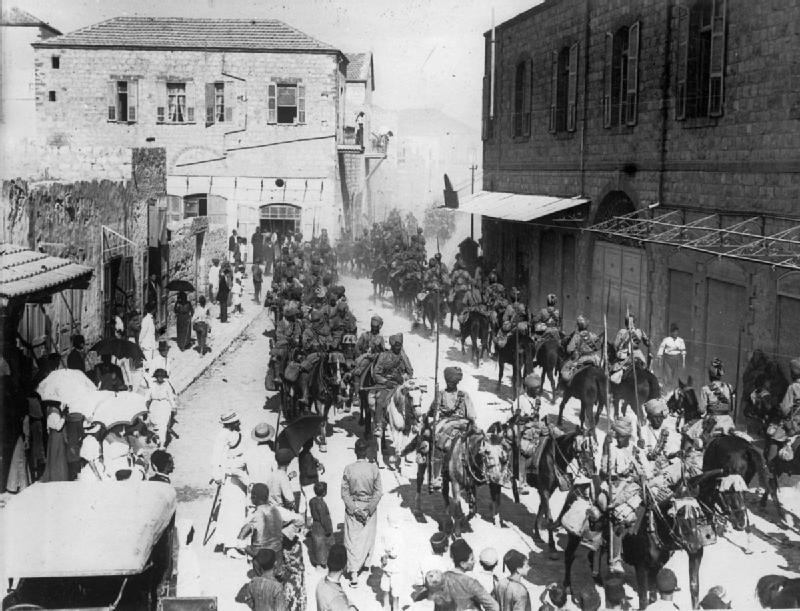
[551,131,576,140]
[679,116,719,129]
[107,121,137,125]
[512,135,531,143]
[156,122,198,126]
[605,124,636,135]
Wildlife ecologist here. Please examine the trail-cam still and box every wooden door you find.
[561,234,577,325]
[667,269,695,371]
[705,279,746,393]
[539,231,558,306]
[591,241,646,332]
[777,295,800,368]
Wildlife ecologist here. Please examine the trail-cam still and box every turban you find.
[389,333,403,347]
[443,366,463,384]
[523,373,541,389]
[611,417,632,436]
[644,398,667,417]
[370,315,384,326]
[790,357,800,379]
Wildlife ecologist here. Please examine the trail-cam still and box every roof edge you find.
[31,42,343,56]
[482,0,556,38]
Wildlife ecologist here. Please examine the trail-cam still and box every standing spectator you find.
[78,421,108,482]
[298,438,320,511]
[146,273,159,308]
[192,296,211,355]
[210,411,249,558]
[251,226,264,266]
[231,278,244,316]
[269,448,300,511]
[40,403,69,482]
[355,111,365,147]
[316,544,353,611]
[149,450,174,484]
[208,258,221,304]
[252,260,264,304]
[245,423,277,487]
[439,539,499,611]
[229,229,239,264]
[145,368,176,449]
[603,578,631,610]
[495,549,530,611]
[307,481,333,570]
[174,291,194,350]
[217,264,231,323]
[235,548,287,611]
[139,302,157,369]
[647,569,680,610]
[149,340,171,380]
[657,324,686,392]
[263,233,275,276]
[341,438,383,587]
[66,335,87,373]
[474,548,499,600]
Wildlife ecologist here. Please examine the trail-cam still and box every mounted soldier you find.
[496,287,528,348]
[609,314,650,384]
[560,315,602,384]
[482,270,507,324]
[352,315,386,412]
[697,358,735,438]
[298,309,333,408]
[448,260,472,309]
[765,357,800,463]
[266,302,303,390]
[368,334,414,462]
[512,373,556,494]
[533,294,563,350]
[458,278,486,326]
[639,398,682,486]
[329,299,357,351]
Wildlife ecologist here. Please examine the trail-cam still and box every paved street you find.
[170,274,800,610]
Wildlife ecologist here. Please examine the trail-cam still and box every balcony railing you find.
[342,126,390,155]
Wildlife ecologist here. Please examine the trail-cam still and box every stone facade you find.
[481,0,800,386]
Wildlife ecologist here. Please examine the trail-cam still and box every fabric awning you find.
[0,243,94,301]
[586,210,800,271]
[457,191,589,222]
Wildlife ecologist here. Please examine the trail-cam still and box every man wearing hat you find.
[767,356,800,463]
[298,308,333,407]
[246,423,277,488]
[438,539,499,611]
[269,303,302,388]
[561,315,602,384]
[235,547,287,611]
[610,314,650,384]
[369,333,414,451]
[533,293,563,351]
[640,398,682,484]
[210,411,249,558]
[698,358,735,437]
[603,577,631,609]
[473,547,499,597]
[352,315,386,418]
[647,568,680,610]
[341,438,383,587]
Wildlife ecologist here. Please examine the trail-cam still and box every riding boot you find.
[608,528,625,575]
[429,455,443,490]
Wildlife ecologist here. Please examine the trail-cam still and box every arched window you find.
[676,0,727,119]
[549,43,578,133]
[603,22,640,127]
[513,57,531,137]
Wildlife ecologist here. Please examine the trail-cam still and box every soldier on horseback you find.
[329,299,358,351]
[482,270,507,324]
[352,315,385,411]
[449,260,472,311]
[560,315,602,384]
[369,334,414,463]
[496,287,528,348]
[765,357,800,463]
[267,302,303,391]
[298,309,333,408]
[640,398,682,485]
[698,358,735,437]
[533,294,563,350]
[458,279,486,325]
[609,314,650,384]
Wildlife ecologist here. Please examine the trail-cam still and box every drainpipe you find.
[579,0,591,197]
[657,2,672,206]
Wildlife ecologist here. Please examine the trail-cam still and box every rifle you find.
[202,475,226,545]
[627,304,642,426]
[732,324,743,423]
[428,287,441,494]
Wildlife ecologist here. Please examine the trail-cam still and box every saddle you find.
[434,417,472,453]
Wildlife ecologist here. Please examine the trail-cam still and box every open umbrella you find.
[90,391,148,428]
[37,369,97,406]
[166,279,195,292]
[275,415,326,456]
[66,390,116,417]
[90,337,145,361]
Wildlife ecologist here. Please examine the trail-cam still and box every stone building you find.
[468,0,800,387]
[32,16,375,243]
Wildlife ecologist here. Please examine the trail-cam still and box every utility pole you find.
[469,162,478,239]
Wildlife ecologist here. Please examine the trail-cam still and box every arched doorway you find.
[259,203,301,238]
[590,191,647,330]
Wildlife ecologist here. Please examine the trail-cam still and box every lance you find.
[627,304,643,426]
[428,285,442,493]
[604,282,613,570]
[732,323,744,423]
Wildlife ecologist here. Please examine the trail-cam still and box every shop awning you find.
[586,210,800,271]
[0,243,94,302]
[457,191,589,222]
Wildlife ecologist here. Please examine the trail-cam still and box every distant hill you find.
[372,106,477,139]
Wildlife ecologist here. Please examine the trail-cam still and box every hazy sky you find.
[16,0,538,128]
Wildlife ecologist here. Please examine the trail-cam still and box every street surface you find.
[172,275,800,610]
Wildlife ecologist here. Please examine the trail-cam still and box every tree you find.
[423,204,456,247]
[404,211,419,235]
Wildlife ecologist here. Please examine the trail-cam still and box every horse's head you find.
[400,379,427,418]
[714,473,749,531]
[668,496,707,554]
[667,378,699,419]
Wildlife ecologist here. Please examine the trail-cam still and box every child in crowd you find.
[474,547,499,598]
[231,278,244,315]
[307,481,333,570]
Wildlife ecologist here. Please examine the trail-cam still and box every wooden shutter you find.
[224,80,234,122]
[708,0,727,117]
[107,81,117,121]
[234,80,246,129]
[603,32,613,127]
[482,75,490,140]
[205,82,215,126]
[567,42,578,132]
[267,83,277,124]
[297,83,306,124]
[676,4,689,120]
[549,51,558,133]
[156,81,166,123]
[626,21,640,125]
[523,60,532,136]
[186,81,195,123]
[127,80,137,122]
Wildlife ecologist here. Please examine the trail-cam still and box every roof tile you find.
[1,243,93,299]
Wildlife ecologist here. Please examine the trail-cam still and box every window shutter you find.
[297,83,306,124]
[224,80,234,122]
[603,33,613,128]
[186,81,195,123]
[156,81,166,123]
[549,51,558,133]
[626,21,640,126]
[523,60,532,136]
[482,74,490,140]
[567,42,579,132]
[107,81,117,121]
[708,0,727,117]
[205,82,215,126]
[127,80,137,122]
[267,83,277,124]
[676,4,689,120]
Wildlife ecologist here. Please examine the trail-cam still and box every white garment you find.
[192,306,211,325]
[78,436,108,481]
[210,429,249,548]
[147,381,176,447]
[148,353,170,381]
[646,599,680,610]
[512,394,539,417]
[657,336,686,357]
[208,265,221,291]
[231,283,243,307]
[244,443,278,486]
[139,313,157,363]
[472,568,498,598]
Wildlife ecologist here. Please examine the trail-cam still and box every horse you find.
[306,350,346,452]
[419,290,447,334]
[665,378,702,430]
[460,310,490,367]
[524,430,597,550]
[383,379,426,471]
[448,291,466,332]
[610,363,661,422]
[400,275,423,317]
[534,338,563,401]
[372,265,389,298]
[741,349,789,430]
[442,427,511,536]
[557,365,607,432]
[497,332,534,393]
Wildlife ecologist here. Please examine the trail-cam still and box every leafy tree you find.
[423,204,456,247]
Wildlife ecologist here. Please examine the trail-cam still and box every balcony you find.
[338,126,389,158]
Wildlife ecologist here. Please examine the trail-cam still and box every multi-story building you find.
[32,16,377,241]
[470,0,800,386]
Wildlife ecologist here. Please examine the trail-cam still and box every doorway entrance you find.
[259,204,301,241]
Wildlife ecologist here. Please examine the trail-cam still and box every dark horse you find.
[305,351,346,452]
[497,332,534,393]
[420,291,447,334]
[557,365,607,432]
[533,338,562,401]
[372,265,389,298]
[610,363,661,421]
[460,310,490,367]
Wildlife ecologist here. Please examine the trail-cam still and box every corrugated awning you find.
[1,243,94,300]
[457,191,589,222]
[586,210,800,271]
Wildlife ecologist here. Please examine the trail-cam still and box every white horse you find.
[385,379,427,470]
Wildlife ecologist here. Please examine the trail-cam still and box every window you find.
[107,80,138,123]
[676,0,726,119]
[51,56,60,69]
[267,81,306,125]
[183,195,207,218]
[481,36,494,141]
[604,22,640,128]
[48,91,56,102]
[205,82,234,126]
[512,58,531,137]
[549,43,578,133]
[158,82,195,124]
